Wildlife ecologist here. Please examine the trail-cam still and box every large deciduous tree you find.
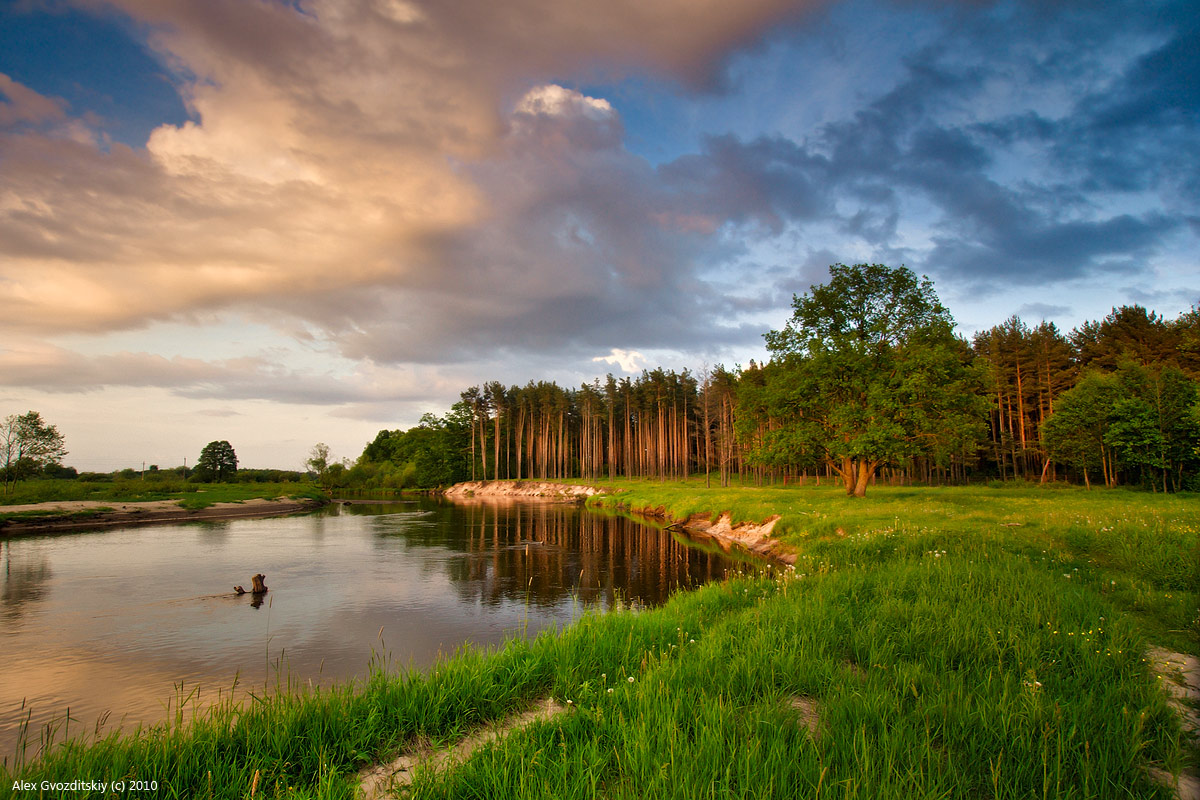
[761,263,986,496]
[195,440,238,482]
[2,411,68,494]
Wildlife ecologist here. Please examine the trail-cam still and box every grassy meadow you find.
[1,480,1196,798]
[586,478,1200,656]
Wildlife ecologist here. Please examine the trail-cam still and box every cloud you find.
[0,342,462,409]
[1,0,1196,391]
[0,73,67,126]
[592,348,647,372]
[0,0,824,349]
[1016,303,1073,322]
[515,85,615,120]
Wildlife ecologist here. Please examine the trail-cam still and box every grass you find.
[586,478,1200,656]
[1,480,1196,799]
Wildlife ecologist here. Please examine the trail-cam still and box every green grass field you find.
[586,478,1200,656]
[1,480,1195,799]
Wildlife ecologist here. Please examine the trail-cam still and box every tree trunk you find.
[493,411,501,481]
[853,459,875,497]
[833,457,856,495]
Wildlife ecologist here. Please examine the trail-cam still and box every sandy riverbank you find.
[0,496,327,535]
[443,480,605,501]
[442,480,794,563]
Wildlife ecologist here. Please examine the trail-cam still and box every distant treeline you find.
[353,292,1200,493]
[44,466,306,484]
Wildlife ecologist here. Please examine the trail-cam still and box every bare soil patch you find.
[682,512,796,563]
[357,699,567,799]
[787,696,821,737]
[1147,647,1199,800]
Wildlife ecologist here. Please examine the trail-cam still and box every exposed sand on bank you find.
[1,499,187,514]
[443,480,604,501]
[0,496,325,533]
[680,511,795,563]
[442,480,797,563]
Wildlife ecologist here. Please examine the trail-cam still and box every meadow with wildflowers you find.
[1,480,1195,798]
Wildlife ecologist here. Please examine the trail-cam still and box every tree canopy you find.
[306,442,331,483]
[195,440,238,482]
[1042,363,1200,491]
[760,263,985,496]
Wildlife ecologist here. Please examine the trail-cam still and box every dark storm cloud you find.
[658,134,833,234]
[1052,14,1200,204]
[1083,18,1200,133]
[924,214,1178,282]
[686,0,1200,293]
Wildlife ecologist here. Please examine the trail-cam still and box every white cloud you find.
[593,348,647,372]
[515,85,615,120]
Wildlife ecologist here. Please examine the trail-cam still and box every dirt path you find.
[357,699,566,799]
[1147,647,1200,800]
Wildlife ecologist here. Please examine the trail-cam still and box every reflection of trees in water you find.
[1,540,52,621]
[441,503,735,609]
[197,521,232,545]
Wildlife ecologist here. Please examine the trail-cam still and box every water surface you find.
[0,498,739,755]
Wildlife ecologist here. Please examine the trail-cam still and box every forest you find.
[345,265,1200,495]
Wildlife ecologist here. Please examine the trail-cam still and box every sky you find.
[1,0,1197,472]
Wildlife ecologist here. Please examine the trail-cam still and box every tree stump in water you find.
[234,574,268,594]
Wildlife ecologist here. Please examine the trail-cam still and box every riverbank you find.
[442,479,794,562]
[0,496,328,535]
[2,481,1196,799]
[443,479,604,501]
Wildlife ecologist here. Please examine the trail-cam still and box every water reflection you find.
[431,502,731,609]
[0,498,743,756]
[196,523,231,546]
[1,541,52,620]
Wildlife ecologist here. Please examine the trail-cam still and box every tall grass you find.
[1,482,1194,798]
[423,562,1184,800]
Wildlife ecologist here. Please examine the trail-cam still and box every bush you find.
[41,464,78,480]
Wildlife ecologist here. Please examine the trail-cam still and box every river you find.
[0,497,741,758]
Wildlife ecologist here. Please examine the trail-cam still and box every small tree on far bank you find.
[2,411,68,495]
[195,440,238,482]
[306,442,331,484]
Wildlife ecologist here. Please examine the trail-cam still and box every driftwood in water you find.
[234,573,268,594]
